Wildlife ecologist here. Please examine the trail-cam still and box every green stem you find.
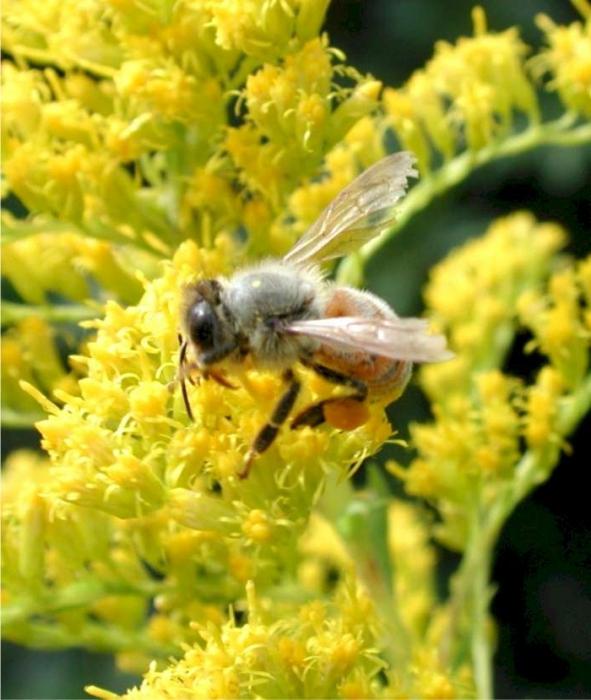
[1,301,98,326]
[442,504,493,699]
[1,215,75,242]
[3,619,177,658]
[337,116,591,284]
[4,45,117,79]
[350,531,411,672]
[1,406,45,428]
[317,471,411,676]
[2,214,165,257]
[446,373,591,697]
[82,220,167,257]
[470,522,493,700]
[2,578,164,626]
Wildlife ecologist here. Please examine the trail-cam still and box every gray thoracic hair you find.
[221,261,326,366]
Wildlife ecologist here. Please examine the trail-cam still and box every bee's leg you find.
[172,335,240,421]
[238,369,300,479]
[203,368,238,390]
[170,336,196,421]
[180,371,194,421]
[291,362,367,429]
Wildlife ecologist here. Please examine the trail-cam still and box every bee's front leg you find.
[167,335,198,420]
[238,369,301,479]
[172,334,240,421]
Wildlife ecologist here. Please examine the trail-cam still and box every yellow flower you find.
[534,5,591,116]
[383,7,538,170]
[421,212,565,402]
[209,0,326,59]
[3,3,590,698]
[228,36,380,211]
[397,214,589,552]
[241,509,272,543]
[1,317,78,423]
[8,236,395,662]
[518,260,590,387]
[87,579,384,699]
[2,231,144,305]
[2,0,376,267]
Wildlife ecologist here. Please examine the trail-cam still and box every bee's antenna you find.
[178,336,195,422]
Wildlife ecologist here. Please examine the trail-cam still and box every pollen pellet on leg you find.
[323,398,370,430]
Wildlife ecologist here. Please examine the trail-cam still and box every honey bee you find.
[179,152,452,478]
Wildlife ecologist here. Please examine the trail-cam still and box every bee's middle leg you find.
[291,362,367,429]
[238,369,301,479]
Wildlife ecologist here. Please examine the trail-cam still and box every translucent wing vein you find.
[287,317,453,363]
[284,152,418,266]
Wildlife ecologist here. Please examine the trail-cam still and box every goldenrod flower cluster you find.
[395,213,590,551]
[421,212,565,401]
[2,234,146,424]
[381,1,590,175]
[0,0,392,450]
[383,8,538,171]
[2,0,380,263]
[88,579,385,700]
[3,235,391,671]
[2,316,77,425]
[534,2,591,117]
[83,504,472,700]
[3,232,146,306]
[2,1,590,699]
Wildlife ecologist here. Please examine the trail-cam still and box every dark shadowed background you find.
[2,1,590,698]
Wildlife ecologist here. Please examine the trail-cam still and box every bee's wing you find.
[283,152,417,267]
[286,316,453,363]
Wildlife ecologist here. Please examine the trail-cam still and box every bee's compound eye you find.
[188,301,217,349]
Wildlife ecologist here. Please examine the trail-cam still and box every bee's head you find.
[182,279,237,364]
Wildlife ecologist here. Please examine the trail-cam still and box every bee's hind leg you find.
[291,362,367,429]
[238,369,301,479]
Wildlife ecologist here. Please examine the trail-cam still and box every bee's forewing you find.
[287,316,453,363]
[283,152,418,266]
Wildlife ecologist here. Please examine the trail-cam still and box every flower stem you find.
[1,301,97,326]
[4,618,177,658]
[1,406,45,428]
[443,505,493,700]
[446,373,591,698]
[470,527,493,700]
[4,45,117,79]
[2,579,164,626]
